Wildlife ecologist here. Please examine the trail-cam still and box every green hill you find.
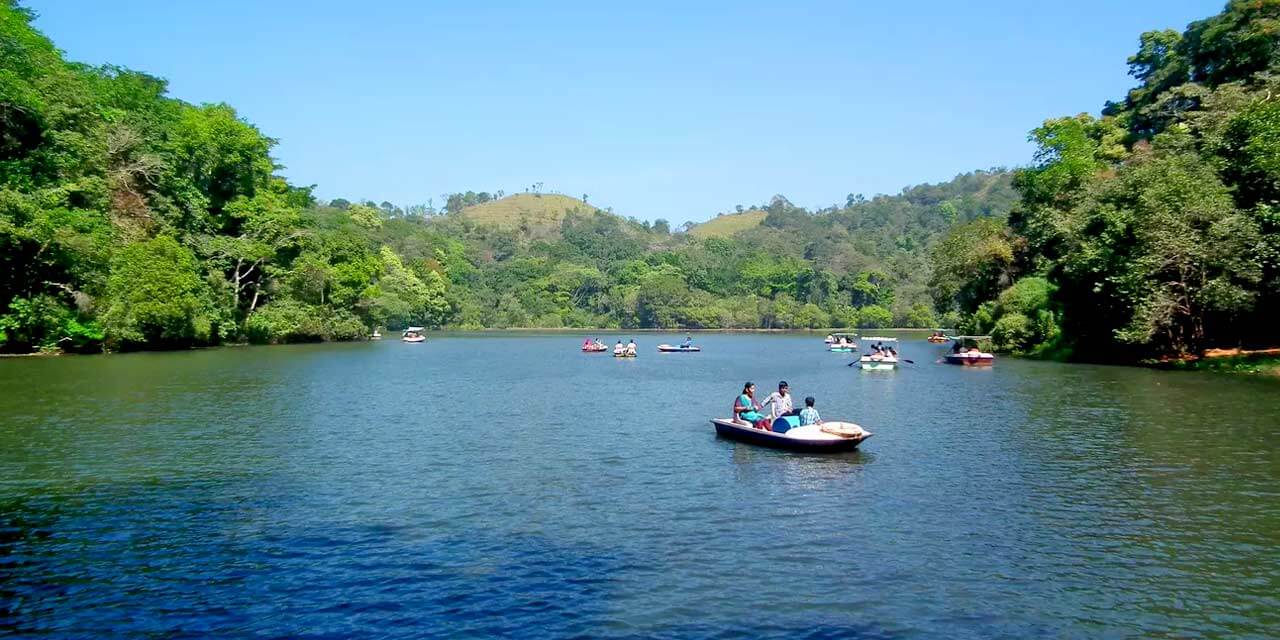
[457,194,601,232]
[687,209,766,238]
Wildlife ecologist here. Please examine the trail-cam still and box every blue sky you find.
[30,0,1221,224]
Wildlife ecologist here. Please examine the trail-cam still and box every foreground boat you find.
[710,418,871,452]
[657,344,701,352]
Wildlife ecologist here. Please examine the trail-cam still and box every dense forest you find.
[930,0,1280,360]
[0,0,1014,353]
[3,1,1277,360]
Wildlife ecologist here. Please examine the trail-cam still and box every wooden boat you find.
[402,327,426,343]
[944,336,995,366]
[857,336,899,370]
[926,329,949,344]
[710,418,871,452]
[657,344,701,352]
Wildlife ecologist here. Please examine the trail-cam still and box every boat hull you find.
[582,347,609,352]
[944,353,994,366]
[860,359,897,370]
[402,337,425,343]
[710,419,869,452]
[657,345,701,352]
[828,347,856,353]
[926,337,947,343]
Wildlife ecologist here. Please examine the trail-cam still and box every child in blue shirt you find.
[799,396,822,426]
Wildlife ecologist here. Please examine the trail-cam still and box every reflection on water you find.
[1,334,1279,638]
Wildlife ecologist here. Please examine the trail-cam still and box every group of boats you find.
[825,331,994,368]
[707,331,993,452]
[582,338,701,356]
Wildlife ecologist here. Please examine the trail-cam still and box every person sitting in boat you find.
[825,334,835,343]
[760,380,800,419]
[626,339,637,356]
[734,382,769,430]
[584,338,594,349]
[681,335,693,348]
[614,340,625,355]
[799,396,823,426]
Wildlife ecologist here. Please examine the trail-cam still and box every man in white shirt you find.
[760,380,798,419]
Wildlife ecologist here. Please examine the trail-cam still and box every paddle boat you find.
[710,417,871,452]
[944,335,995,366]
[828,332,858,352]
[856,336,899,370]
[402,327,426,343]
[657,344,701,353]
[582,339,609,352]
[926,329,950,344]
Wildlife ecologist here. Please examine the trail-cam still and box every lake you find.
[2,333,1279,638]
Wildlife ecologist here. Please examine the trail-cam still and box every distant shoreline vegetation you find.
[2,1,1277,368]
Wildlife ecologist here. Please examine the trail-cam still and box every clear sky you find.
[29,0,1222,224]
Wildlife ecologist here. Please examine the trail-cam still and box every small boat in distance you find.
[828,332,858,352]
[710,418,871,452]
[944,336,995,366]
[657,342,701,352]
[582,338,609,352]
[402,327,426,343]
[857,336,899,370]
[926,329,950,343]
[370,329,382,340]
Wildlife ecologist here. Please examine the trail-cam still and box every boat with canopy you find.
[857,336,899,370]
[827,332,858,352]
[402,327,426,343]
[710,418,871,452]
[944,335,995,366]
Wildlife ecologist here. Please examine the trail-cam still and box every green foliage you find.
[855,305,893,329]
[936,1,1280,359]
[245,298,364,344]
[102,236,218,347]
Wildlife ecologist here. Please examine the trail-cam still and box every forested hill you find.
[930,0,1280,361]
[0,0,1022,353]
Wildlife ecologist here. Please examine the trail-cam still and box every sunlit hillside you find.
[686,209,766,238]
[457,193,601,232]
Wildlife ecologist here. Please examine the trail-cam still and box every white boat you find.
[857,336,899,370]
[370,330,382,340]
[710,418,871,452]
[828,332,858,352]
[657,344,700,352]
[402,327,426,343]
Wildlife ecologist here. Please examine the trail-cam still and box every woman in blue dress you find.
[733,382,769,429]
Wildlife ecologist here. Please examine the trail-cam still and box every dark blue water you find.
[2,333,1279,638]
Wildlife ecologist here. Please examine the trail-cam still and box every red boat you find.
[943,336,995,366]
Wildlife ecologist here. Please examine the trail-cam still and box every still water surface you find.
[2,333,1279,638]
